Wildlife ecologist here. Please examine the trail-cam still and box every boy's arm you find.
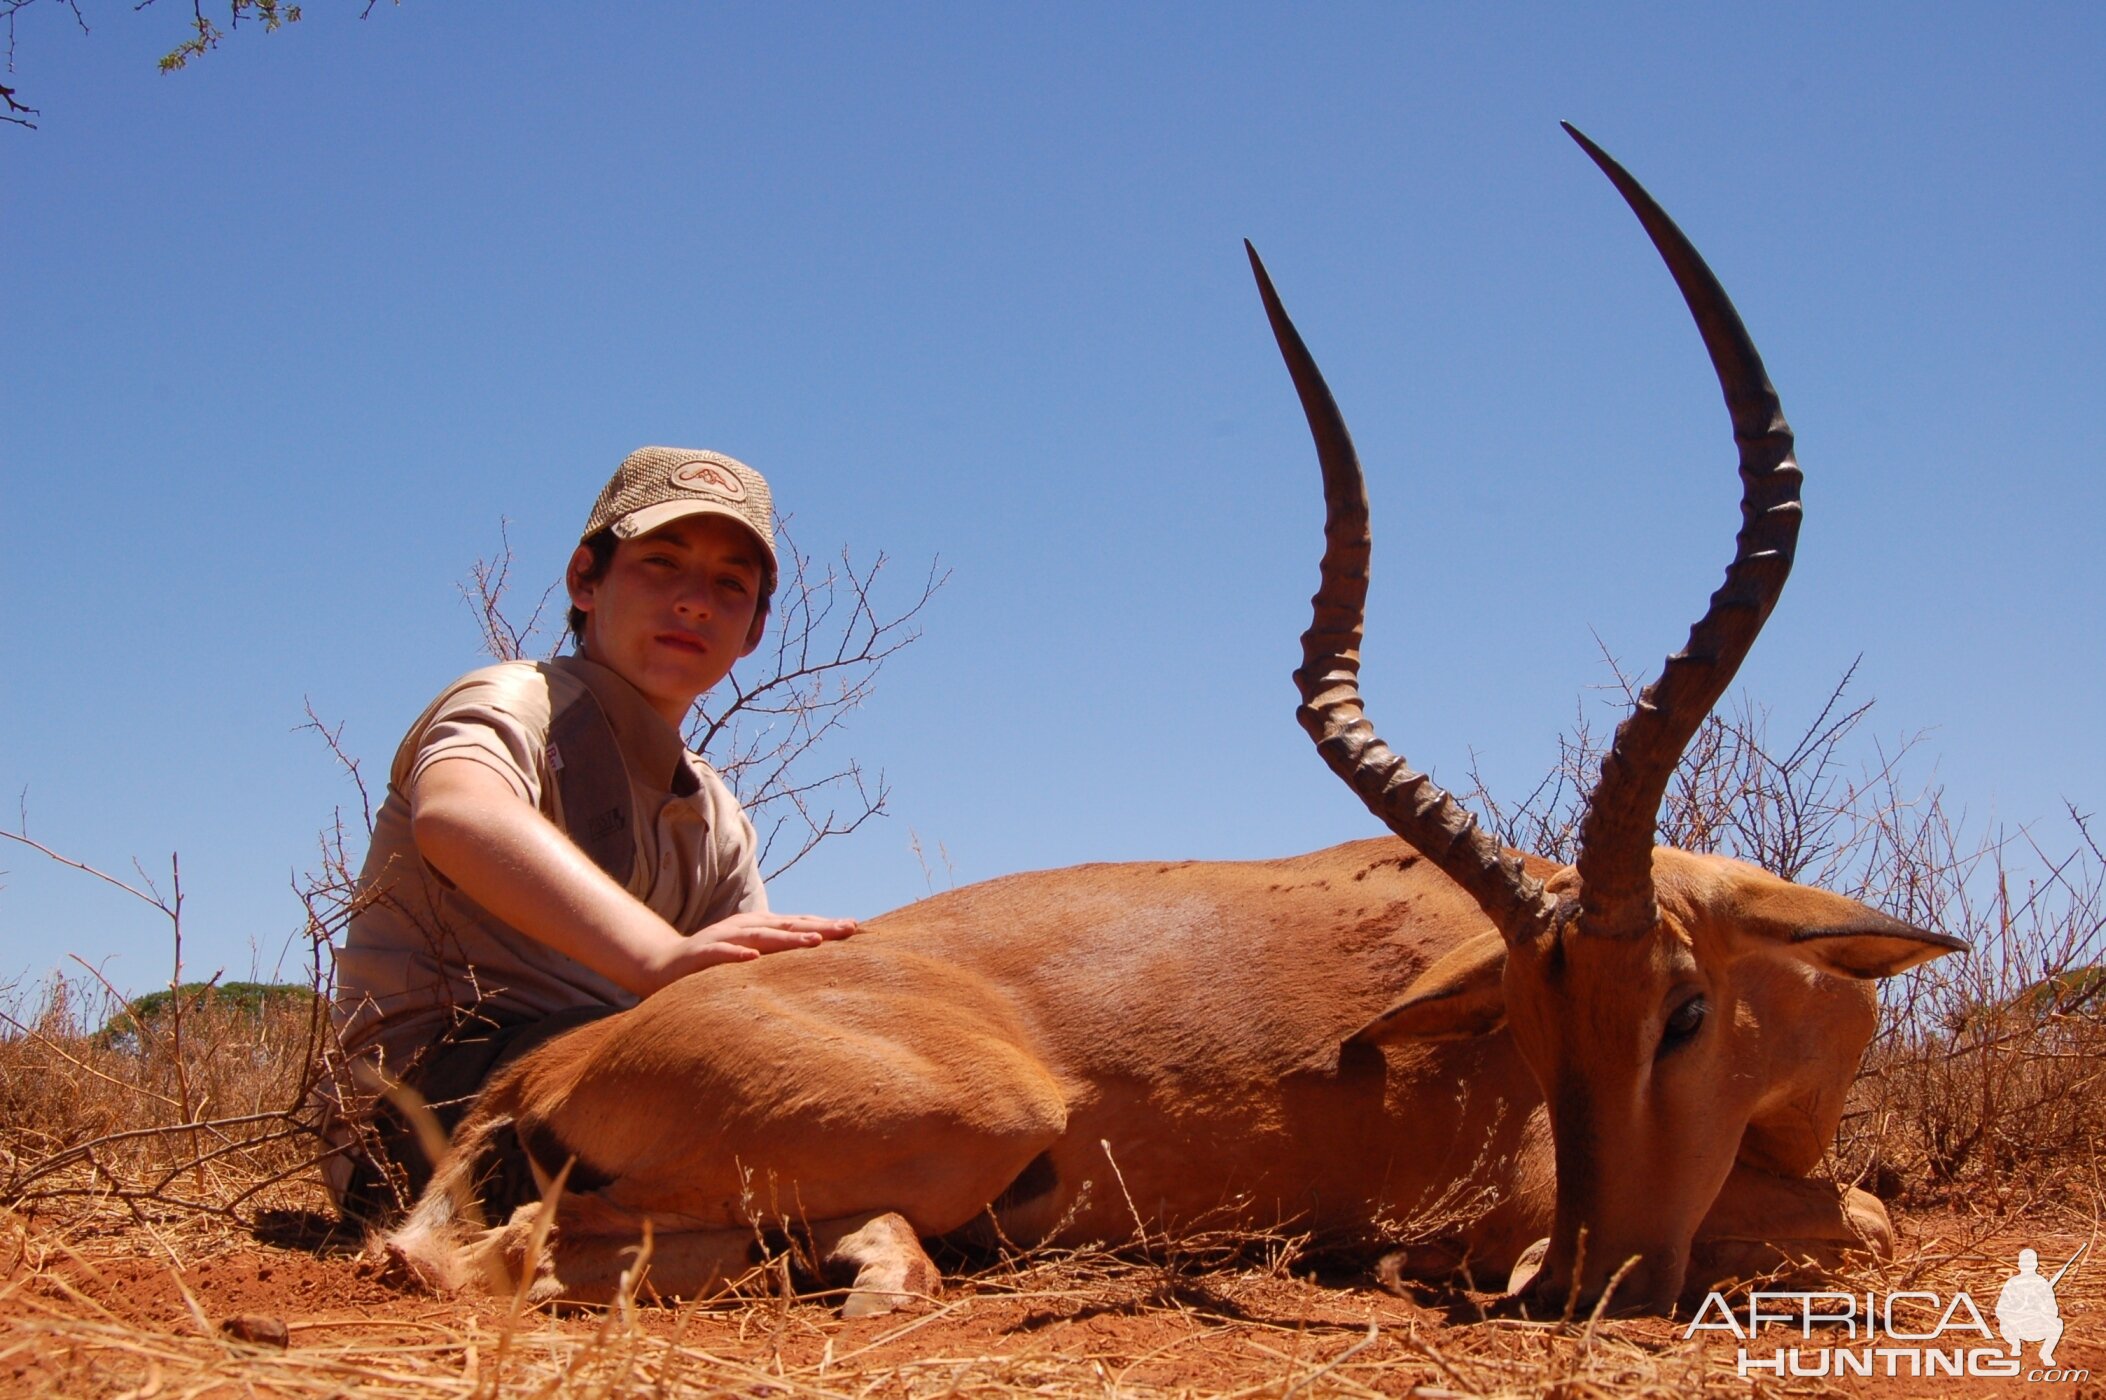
[409,756,855,997]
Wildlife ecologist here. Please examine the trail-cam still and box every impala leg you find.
[1376,1109,1557,1297]
[1681,1162,1893,1301]
[469,1200,940,1315]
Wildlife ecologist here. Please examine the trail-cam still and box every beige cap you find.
[580,447,777,576]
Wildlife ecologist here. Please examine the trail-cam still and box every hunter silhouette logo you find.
[1997,1244,2082,1368]
[1687,1238,2089,1381]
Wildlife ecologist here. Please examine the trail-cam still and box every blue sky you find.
[4,4,2101,1001]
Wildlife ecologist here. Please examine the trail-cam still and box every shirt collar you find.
[551,653,698,794]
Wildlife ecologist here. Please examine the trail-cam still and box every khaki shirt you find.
[331,654,765,1082]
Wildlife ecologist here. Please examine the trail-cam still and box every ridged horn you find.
[1249,240,1559,945]
[1562,123,1802,938]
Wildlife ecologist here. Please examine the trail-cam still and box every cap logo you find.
[669,458,748,502]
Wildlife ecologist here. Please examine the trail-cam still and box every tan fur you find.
[387,838,1927,1311]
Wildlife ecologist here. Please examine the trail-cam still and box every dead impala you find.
[388,126,1965,1316]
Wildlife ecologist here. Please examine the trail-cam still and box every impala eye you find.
[1660,994,1708,1056]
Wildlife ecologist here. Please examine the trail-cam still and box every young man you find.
[324,447,857,1224]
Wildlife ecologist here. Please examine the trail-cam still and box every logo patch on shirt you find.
[580,807,627,843]
[670,458,748,502]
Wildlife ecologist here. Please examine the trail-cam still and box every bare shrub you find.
[691,523,944,879]
[0,830,335,1235]
[0,970,332,1234]
[1464,655,1908,885]
[1845,812,2106,1213]
[455,516,560,666]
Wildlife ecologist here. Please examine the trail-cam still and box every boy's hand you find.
[645,912,859,990]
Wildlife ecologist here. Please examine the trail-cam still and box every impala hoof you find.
[1505,1237,1550,1296]
[839,1286,908,1319]
[825,1213,941,1318]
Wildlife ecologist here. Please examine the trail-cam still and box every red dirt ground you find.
[4,1205,2100,1398]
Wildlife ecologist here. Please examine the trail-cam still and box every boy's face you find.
[567,514,768,727]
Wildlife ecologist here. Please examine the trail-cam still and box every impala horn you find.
[1249,241,1558,946]
[1254,124,1800,947]
[1560,123,1801,939]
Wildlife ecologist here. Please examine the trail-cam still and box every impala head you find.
[1253,125,1966,1313]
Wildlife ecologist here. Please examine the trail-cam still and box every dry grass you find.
[0,1209,1806,1400]
[0,976,336,1238]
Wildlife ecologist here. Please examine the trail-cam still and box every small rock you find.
[219,1315,289,1348]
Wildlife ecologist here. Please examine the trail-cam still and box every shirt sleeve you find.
[401,667,552,809]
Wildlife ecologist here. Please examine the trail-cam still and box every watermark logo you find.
[1685,1242,2087,1382]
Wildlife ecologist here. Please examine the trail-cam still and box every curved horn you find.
[1250,240,1558,945]
[1562,123,1803,938]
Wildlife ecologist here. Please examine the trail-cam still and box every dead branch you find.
[459,517,561,663]
[692,523,947,877]
[296,699,373,837]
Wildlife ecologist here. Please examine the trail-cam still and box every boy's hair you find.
[567,528,776,649]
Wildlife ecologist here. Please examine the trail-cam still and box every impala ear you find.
[1786,913,1970,980]
[1719,875,1971,979]
[1351,930,1508,1044]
